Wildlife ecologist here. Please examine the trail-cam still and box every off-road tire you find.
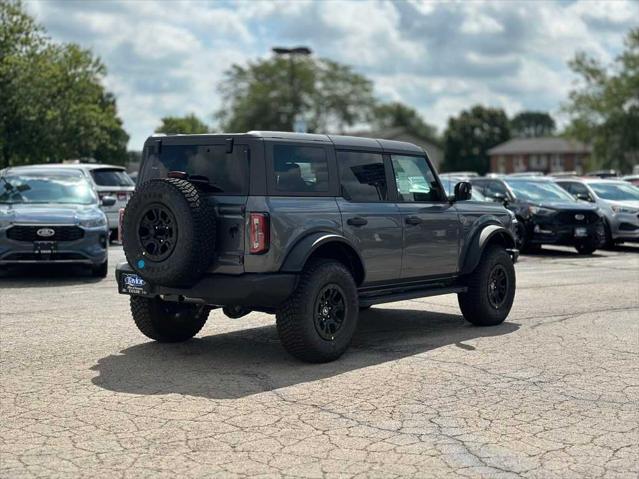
[130,296,210,342]
[92,260,108,278]
[276,259,359,363]
[458,246,516,326]
[122,178,216,287]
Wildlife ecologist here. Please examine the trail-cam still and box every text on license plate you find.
[574,227,588,237]
[121,273,148,295]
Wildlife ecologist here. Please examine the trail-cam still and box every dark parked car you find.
[470,176,604,254]
[117,131,518,362]
[0,166,111,276]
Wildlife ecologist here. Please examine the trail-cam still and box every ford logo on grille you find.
[36,228,55,237]
[574,214,585,221]
[124,275,145,287]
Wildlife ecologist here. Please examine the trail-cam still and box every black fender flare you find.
[460,225,517,275]
[280,232,366,283]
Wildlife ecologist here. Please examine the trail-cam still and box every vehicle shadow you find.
[605,243,639,253]
[0,264,103,287]
[522,246,605,258]
[91,309,519,400]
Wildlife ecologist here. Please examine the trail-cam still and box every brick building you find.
[488,137,591,174]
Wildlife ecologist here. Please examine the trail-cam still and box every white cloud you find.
[24,0,637,149]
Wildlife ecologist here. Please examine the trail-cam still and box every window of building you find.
[551,154,563,172]
[273,145,329,193]
[337,151,388,202]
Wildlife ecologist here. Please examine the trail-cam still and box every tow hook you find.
[223,305,251,319]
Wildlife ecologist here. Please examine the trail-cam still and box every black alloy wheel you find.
[314,284,347,341]
[487,264,509,309]
[137,204,177,261]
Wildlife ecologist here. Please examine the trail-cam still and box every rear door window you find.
[141,144,249,195]
[337,151,388,202]
[272,145,329,193]
[91,169,134,187]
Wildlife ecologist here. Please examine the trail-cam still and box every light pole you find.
[272,46,312,132]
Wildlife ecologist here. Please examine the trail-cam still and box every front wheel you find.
[575,240,598,255]
[458,246,516,326]
[92,260,108,278]
[276,260,359,363]
[130,296,210,342]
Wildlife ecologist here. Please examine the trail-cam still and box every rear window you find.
[91,168,134,187]
[140,144,249,195]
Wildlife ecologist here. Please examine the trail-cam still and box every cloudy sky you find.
[26,0,637,149]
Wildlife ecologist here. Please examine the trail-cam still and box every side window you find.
[562,182,591,200]
[337,151,388,202]
[273,145,329,193]
[391,155,444,202]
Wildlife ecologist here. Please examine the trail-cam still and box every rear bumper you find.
[115,262,298,309]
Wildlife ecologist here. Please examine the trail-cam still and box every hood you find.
[533,201,598,211]
[0,203,101,225]
[600,200,639,210]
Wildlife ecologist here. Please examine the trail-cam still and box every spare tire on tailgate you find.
[122,178,216,287]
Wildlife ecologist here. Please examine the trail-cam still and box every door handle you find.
[347,217,368,227]
[405,216,423,225]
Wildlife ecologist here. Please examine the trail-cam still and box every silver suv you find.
[556,178,639,246]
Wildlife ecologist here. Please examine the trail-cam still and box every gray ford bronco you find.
[117,131,518,362]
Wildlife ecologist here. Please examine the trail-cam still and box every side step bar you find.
[359,285,467,307]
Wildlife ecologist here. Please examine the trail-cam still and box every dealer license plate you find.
[120,273,149,295]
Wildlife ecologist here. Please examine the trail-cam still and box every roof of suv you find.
[148,131,424,155]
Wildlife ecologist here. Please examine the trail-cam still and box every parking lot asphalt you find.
[1,245,638,478]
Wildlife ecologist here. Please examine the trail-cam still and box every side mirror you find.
[576,193,593,202]
[101,196,116,207]
[454,181,472,201]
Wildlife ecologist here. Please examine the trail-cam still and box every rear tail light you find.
[249,213,269,254]
[118,208,125,243]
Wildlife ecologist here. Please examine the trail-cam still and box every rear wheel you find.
[130,296,210,342]
[458,246,516,326]
[276,259,359,363]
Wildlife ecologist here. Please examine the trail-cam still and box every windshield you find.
[505,179,576,202]
[91,168,134,187]
[590,182,639,201]
[0,170,97,205]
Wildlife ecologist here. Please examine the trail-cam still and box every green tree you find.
[0,1,129,167]
[510,111,556,138]
[443,105,510,174]
[564,28,639,172]
[217,55,375,133]
[155,114,210,134]
[372,102,439,143]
